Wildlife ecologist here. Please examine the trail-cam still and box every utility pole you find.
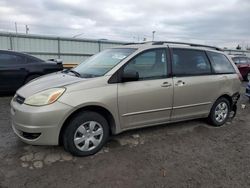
[14,22,18,34]
[152,31,156,41]
[25,25,29,34]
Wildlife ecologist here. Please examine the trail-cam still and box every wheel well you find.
[59,105,116,145]
[218,94,233,107]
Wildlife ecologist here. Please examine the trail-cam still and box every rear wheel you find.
[63,111,109,156]
[208,98,230,126]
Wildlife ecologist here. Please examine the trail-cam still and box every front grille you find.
[14,95,25,104]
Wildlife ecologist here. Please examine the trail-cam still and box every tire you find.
[63,111,109,156]
[24,74,41,84]
[208,97,231,127]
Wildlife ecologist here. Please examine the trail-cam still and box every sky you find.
[0,0,249,48]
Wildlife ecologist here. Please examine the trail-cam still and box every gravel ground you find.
[0,83,249,188]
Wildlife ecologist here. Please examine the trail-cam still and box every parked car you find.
[231,56,250,81]
[0,50,63,93]
[246,82,250,101]
[11,41,241,156]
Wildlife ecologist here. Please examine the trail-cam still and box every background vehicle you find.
[246,82,250,101]
[231,56,250,81]
[11,42,241,156]
[0,50,63,93]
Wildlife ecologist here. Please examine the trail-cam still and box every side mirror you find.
[48,58,63,64]
[121,69,139,82]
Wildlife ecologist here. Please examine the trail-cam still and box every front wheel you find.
[63,111,110,156]
[208,98,230,126]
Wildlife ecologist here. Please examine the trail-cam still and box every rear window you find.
[207,52,235,74]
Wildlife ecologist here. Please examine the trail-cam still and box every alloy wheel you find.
[215,102,228,123]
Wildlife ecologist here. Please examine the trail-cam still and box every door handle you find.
[175,80,185,86]
[161,82,172,87]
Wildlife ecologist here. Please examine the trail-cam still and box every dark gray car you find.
[0,50,63,93]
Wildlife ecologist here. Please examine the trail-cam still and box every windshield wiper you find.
[69,70,81,77]
[63,69,81,77]
[81,73,99,78]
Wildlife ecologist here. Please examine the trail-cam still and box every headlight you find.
[24,88,66,106]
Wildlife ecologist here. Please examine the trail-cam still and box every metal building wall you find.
[0,32,125,64]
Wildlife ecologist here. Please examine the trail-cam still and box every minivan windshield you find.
[73,48,136,78]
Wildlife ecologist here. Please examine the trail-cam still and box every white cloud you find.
[0,0,249,48]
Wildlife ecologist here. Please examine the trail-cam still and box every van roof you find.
[119,41,223,53]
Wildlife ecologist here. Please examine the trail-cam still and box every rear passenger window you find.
[207,52,235,73]
[172,49,211,76]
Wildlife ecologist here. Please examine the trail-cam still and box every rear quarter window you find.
[207,52,235,74]
[26,55,43,63]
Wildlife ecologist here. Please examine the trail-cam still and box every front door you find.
[117,48,174,129]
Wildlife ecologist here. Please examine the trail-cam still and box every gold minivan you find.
[11,41,241,156]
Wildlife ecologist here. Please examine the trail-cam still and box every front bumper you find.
[11,99,73,145]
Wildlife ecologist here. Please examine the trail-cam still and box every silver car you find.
[11,41,241,156]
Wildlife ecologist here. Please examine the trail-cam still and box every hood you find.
[17,72,85,98]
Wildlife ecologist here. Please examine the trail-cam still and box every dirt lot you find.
[0,83,249,188]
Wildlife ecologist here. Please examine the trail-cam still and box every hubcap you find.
[215,102,228,123]
[74,121,103,151]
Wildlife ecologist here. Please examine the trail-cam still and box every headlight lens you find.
[24,88,66,106]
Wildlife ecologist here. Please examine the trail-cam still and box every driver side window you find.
[123,49,167,80]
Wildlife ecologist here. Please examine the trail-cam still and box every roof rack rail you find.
[123,42,147,45]
[151,41,223,51]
